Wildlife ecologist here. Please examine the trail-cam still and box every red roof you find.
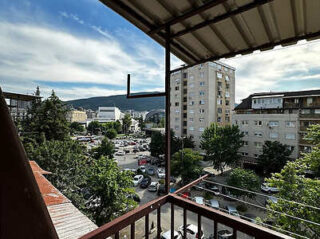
[29,161,69,206]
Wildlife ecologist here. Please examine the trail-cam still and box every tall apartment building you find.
[233,90,320,165]
[170,61,235,148]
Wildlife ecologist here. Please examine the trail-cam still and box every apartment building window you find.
[189,118,194,122]
[217,108,222,113]
[189,110,194,114]
[189,127,194,131]
[225,75,230,81]
[199,118,204,122]
[307,97,313,105]
[225,109,230,114]
[218,81,222,87]
[226,83,230,89]
[200,72,204,78]
[254,142,262,148]
[225,116,230,122]
[183,72,188,78]
[217,99,223,105]
[241,152,248,156]
[183,129,187,134]
[199,100,205,105]
[217,72,222,78]
[183,97,187,102]
[269,121,279,127]
[270,132,279,139]
[226,100,230,106]
[200,81,205,86]
[243,141,249,146]
[199,127,205,132]
[218,91,222,97]
[183,105,187,110]
[254,154,259,158]
[301,109,311,114]
[183,81,187,86]
[286,146,295,151]
[183,121,187,126]
[175,86,179,91]
[285,133,296,140]
[199,109,205,113]
[199,91,205,96]
[183,113,187,118]
[183,89,187,94]
[254,120,263,126]
[189,75,194,81]
[315,109,320,114]
[225,92,230,97]
[175,117,179,122]
[242,120,249,126]
[286,121,295,127]
[189,101,195,106]
[175,109,180,113]
[254,132,263,137]
[175,79,180,84]
[175,102,179,106]
[189,83,194,88]
[217,117,222,122]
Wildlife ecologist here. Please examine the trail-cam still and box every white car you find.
[161,230,182,239]
[178,224,204,239]
[148,182,159,192]
[133,175,144,186]
[208,199,219,210]
[139,165,146,173]
[157,168,165,179]
[194,196,205,205]
[226,205,240,217]
[115,151,125,156]
[261,183,280,193]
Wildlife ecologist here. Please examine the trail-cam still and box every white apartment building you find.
[170,61,235,148]
[233,90,320,165]
[96,107,122,123]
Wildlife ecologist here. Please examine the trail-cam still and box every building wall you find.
[170,61,235,148]
[67,110,87,123]
[97,107,121,121]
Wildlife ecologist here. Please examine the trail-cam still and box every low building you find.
[96,107,122,122]
[86,109,97,119]
[67,110,87,123]
[29,161,97,239]
[233,90,320,165]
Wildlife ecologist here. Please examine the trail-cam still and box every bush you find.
[204,191,213,200]
[158,179,165,185]
[236,204,248,212]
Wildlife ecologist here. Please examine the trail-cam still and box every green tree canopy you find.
[200,123,244,173]
[105,128,117,139]
[103,121,122,134]
[171,148,202,184]
[91,137,115,159]
[149,131,164,157]
[257,141,293,175]
[88,121,102,135]
[86,157,137,225]
[305,124,320,146]
[226,168,260,199]
[122,114,132,134]
[69,122,84,134]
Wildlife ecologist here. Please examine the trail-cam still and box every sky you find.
[0,0,320,103]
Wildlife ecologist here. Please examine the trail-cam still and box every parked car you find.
[138,159,148,166]
[124,148,130,153]
[148,182,159,192]
[139,165,146,173]
[265,196,278,205]
[157,184,166,195]
[180,191,191,199]
[217,230,233,239]
[161,230,182,239]
[133,175,144,186]
[157,168,165,179]
[194,196,205,205]
[147,167,155,175]
[140,177,151,188]
[178,224,204,239]
[128,193,140,203]
[241,213,257,223]
[205,183,220,195]
[208,199,219,210]
[115,151,125,156]
[261,183,280,193]
[226,205,240,217]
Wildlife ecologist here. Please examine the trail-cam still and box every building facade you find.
[67,110,87,123]
[170,61,235,148]
[233,90,320,164]
[96,107,122,122]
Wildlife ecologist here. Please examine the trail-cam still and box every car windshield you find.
[133,176,139,180]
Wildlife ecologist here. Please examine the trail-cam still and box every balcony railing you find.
[80,176,292,239]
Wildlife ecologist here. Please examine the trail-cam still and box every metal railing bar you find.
[157,207,161,239]
[145,214,149,239]
[171,203,175,239]
[131,222,135,239]
[183,208,187,239]
[174,174,209,194]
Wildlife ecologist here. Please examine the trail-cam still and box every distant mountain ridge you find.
[66,92,165,111]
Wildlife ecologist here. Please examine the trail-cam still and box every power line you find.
[203,179,320,211]
[176,192,309,239]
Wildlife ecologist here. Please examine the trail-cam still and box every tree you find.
[21,91,69,142]
[171,148,202,184]
[137,116,145,130]
[149,131,164,157]
[88,121,102,135]
[226,168,260,199]
[200,123,244,174]
[122,114,132,134]
[69,122,84,134]
[91,137,115,159]
[105,128,117,139]
[305,124,320,146]
[257,141,293,175]
[86,157,137,225]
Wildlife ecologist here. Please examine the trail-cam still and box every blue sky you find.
[0,0,319,102]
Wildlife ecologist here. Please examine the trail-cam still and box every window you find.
[301,109,311,114]
[183,89,187,94]
[235,120,238,125]
[175,102,179,106]
[217,108,222,113]
[183,81,187,86]
[183,113,187,118]
[175,86,179,91]
[254,120,263,126]
[199,127,204,132]
[189,75,194,81]
[241,152,248,156]
[199,100,205,105]
[217,72,222,78]
[225,92,230,97]
[175,117,179,121]
[243,131,249,136]
[242,120,249,126]
[183,105,187,110]
[183,72,188,78]
[225,75,230,81]
[226,100,230,106]
[175,109,180,113]
[183,121,187,126]
[254,132,263,137]
[189,92,195,97]
[315,109,320,114]
[200,72,204,78]
[183,129,187,134]
[199,91,205,96]
[189,83,194,88]
[286,133,296,140]
[189,127,194,131]
[286,146,295,151]
[183,97,187,102]
[175,79,180,84]
[217,117,221,122]
[270,132,279,139]
[225,116,230,122]
[307,97,313,105]
[189,110,194,114]
[269,121,279,127]
[286,121,295,127]
[217,99,222,105]
[243,141,249,146]
[200,81,205,86]
[254,142,262,148]
[189,101,195,106]
[199,109,205,113]
[199,118,204,122]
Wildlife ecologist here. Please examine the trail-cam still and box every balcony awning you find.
[100,0,320,69]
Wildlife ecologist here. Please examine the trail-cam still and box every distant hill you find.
[66,92,165,111]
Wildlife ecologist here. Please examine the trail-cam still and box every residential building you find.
[86,109,97,119]
[96,107,122,122]
[67,110,87,123]
[233,90,320,165]
[124,110,148,120]
[170,61,235,148]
